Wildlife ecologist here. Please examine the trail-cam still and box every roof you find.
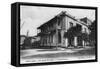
[37,11,88,29]
[37,16,57,29]
[37,11,77,29]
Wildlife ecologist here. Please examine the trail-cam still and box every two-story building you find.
[37,11,91,48]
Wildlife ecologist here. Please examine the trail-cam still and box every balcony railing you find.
[37,29,56,36]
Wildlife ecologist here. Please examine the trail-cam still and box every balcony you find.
[37,29,56,36]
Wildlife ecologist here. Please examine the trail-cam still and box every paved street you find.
[20,46,95,64]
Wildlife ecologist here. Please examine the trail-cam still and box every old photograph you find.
[20,5,96,64]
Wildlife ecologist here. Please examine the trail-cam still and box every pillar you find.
[82,40,85,47]
[65,38,68,47]
[74,37,77,46]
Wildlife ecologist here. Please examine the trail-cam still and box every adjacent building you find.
[80,17,92,26]
[20,34,40,49]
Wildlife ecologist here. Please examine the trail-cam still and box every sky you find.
[20,5,95,36]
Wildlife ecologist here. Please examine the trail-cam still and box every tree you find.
[64,24,82,46]
[64,24,89,47]
[89,20,96,46]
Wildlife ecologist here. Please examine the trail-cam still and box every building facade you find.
[37,11,91,48]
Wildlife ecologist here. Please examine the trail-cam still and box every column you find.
[74,37,77,46]
[82,40,85,47]
[65,38,68,47]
